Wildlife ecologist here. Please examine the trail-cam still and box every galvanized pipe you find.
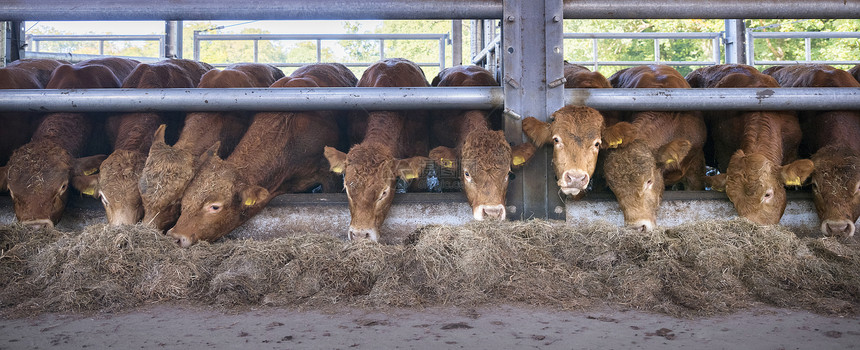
[3,0,859,21]
[1,87,859,113]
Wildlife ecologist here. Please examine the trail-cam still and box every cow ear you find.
[705,174,727,192]
[511,142,537,168]
[395,156,430,180]
[0,165,7,191]
[656,139,692,169]
[602,121,637,149]
[152,123,168,146]
[240,185,269,208]
[324,146,348,174]
[197,141,222,168]
[72,173,100,197]
[522,117,552,146]
[72,154,108,177]
[780,159,815,187]
[429,146,458,169]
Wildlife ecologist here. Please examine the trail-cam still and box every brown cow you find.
[138,63,285,231]
[522,63,632,198]
[73,59,213,226]
[428,65,536,220]
[686,64,814,225]
[763,64,860,237]
[603,65,707,231]
[324,58,430,241]
[849,64,860,84]
[3,57,138,228]
[0,59,67,167]
[166,63,357,247]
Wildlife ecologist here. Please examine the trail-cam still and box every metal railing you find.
[25,34,165,58]
[746,31,860,66]
[192,32,449,70]
[563,32,723,71]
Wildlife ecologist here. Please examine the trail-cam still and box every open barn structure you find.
[2,0,860,242]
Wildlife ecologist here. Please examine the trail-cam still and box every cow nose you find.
[167,229,194,248]
[561,170,589,189]
[824,221,855,238]
[21,219,54,230]
[348,227,379,242]
[480,205,506,221]
[631,220,654,233]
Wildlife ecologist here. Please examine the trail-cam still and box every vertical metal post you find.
[379,39,385,59]
[503,0,565,220]
[745,28,754,66]
[8,21,23,61]
[654,38,660,63]
[470,19,484,63]
[99,40,104,55]
[805,37,811,62]
[165,20,183,58]
[724,19,747,64]
[439,36,446,70]
[193,31,200,61]
[591,38,598,71]
[316,39,322,62]
[253,40,259,62]
[1,22,7,66]
[452,20,462,66]
[485,19,498,79]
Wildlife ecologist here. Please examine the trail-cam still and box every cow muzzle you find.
[21,219,54,230]
[167,229,195,248]
[821,220,856,238]
[629,219,655,233]
[473,204,506,221]
[559,169,589,195]
[348,227,379,242]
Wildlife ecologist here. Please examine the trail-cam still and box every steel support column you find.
[165,20,183,58]
[452,20,462,66]
[503,0,565,220]
[724,19,747,64]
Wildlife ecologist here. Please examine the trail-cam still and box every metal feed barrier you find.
[2,0,859,241]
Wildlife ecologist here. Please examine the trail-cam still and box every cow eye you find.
[552,136,561,144]
[58,182,68,195]
[207,203,222,213]
[763,189,774,201]
[378,187,390,202]
[594,140,601,148]
[98,191,109,206]
[463,170,472,181]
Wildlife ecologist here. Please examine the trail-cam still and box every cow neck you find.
[457,110,491,146]
[740,111,786,164]
[225,112,294,190]
[630,111,682,150]
[363,111,403,153]
[31,112,93,157]
[112,112,163,153]
[174,111,243,157]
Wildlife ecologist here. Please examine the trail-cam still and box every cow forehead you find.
[605,142,656,181]
[6,143,72,187]
[461,131,511,169]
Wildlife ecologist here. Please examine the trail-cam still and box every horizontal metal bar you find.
[0,87,506,112]
[24,51,162,63]
[751,32,860,39]
[3,0,858,21]
[1,87,859,113]
[1,0,504,21]
[567,87,860,111]
[27,34,164,41]
[564,32,722,40]
[562,0,860,19]
[195,33,448,41]
[565,61,718,66]
[206,62,445,68]
[754,60,860,66]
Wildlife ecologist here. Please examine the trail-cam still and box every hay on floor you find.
[0,218,858,317]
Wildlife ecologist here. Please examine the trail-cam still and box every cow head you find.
[707,150,814,225]
[809,145,860,237]
[429,130,535,220]
[4,141,105,228]
[166,152,270,247]
[138,124,213,231]
[604,139,692,232]
[324,144,427,241]
[523,105,635,198]
[75,149,147,226]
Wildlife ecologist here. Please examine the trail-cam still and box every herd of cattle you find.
[0,57,858,246]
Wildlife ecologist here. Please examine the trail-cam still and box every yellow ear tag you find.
[609,138,623,148]
[244,198,257,206]
[332,166,343,174]
[83,168,98,176]
[785,177,802,186]
[513,156,525,166]
[665,158,675,164]
[404,172,418,180]
[441,158,454,169]
[82,188,95,196]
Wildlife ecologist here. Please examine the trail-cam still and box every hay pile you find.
[1,219,858,317]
